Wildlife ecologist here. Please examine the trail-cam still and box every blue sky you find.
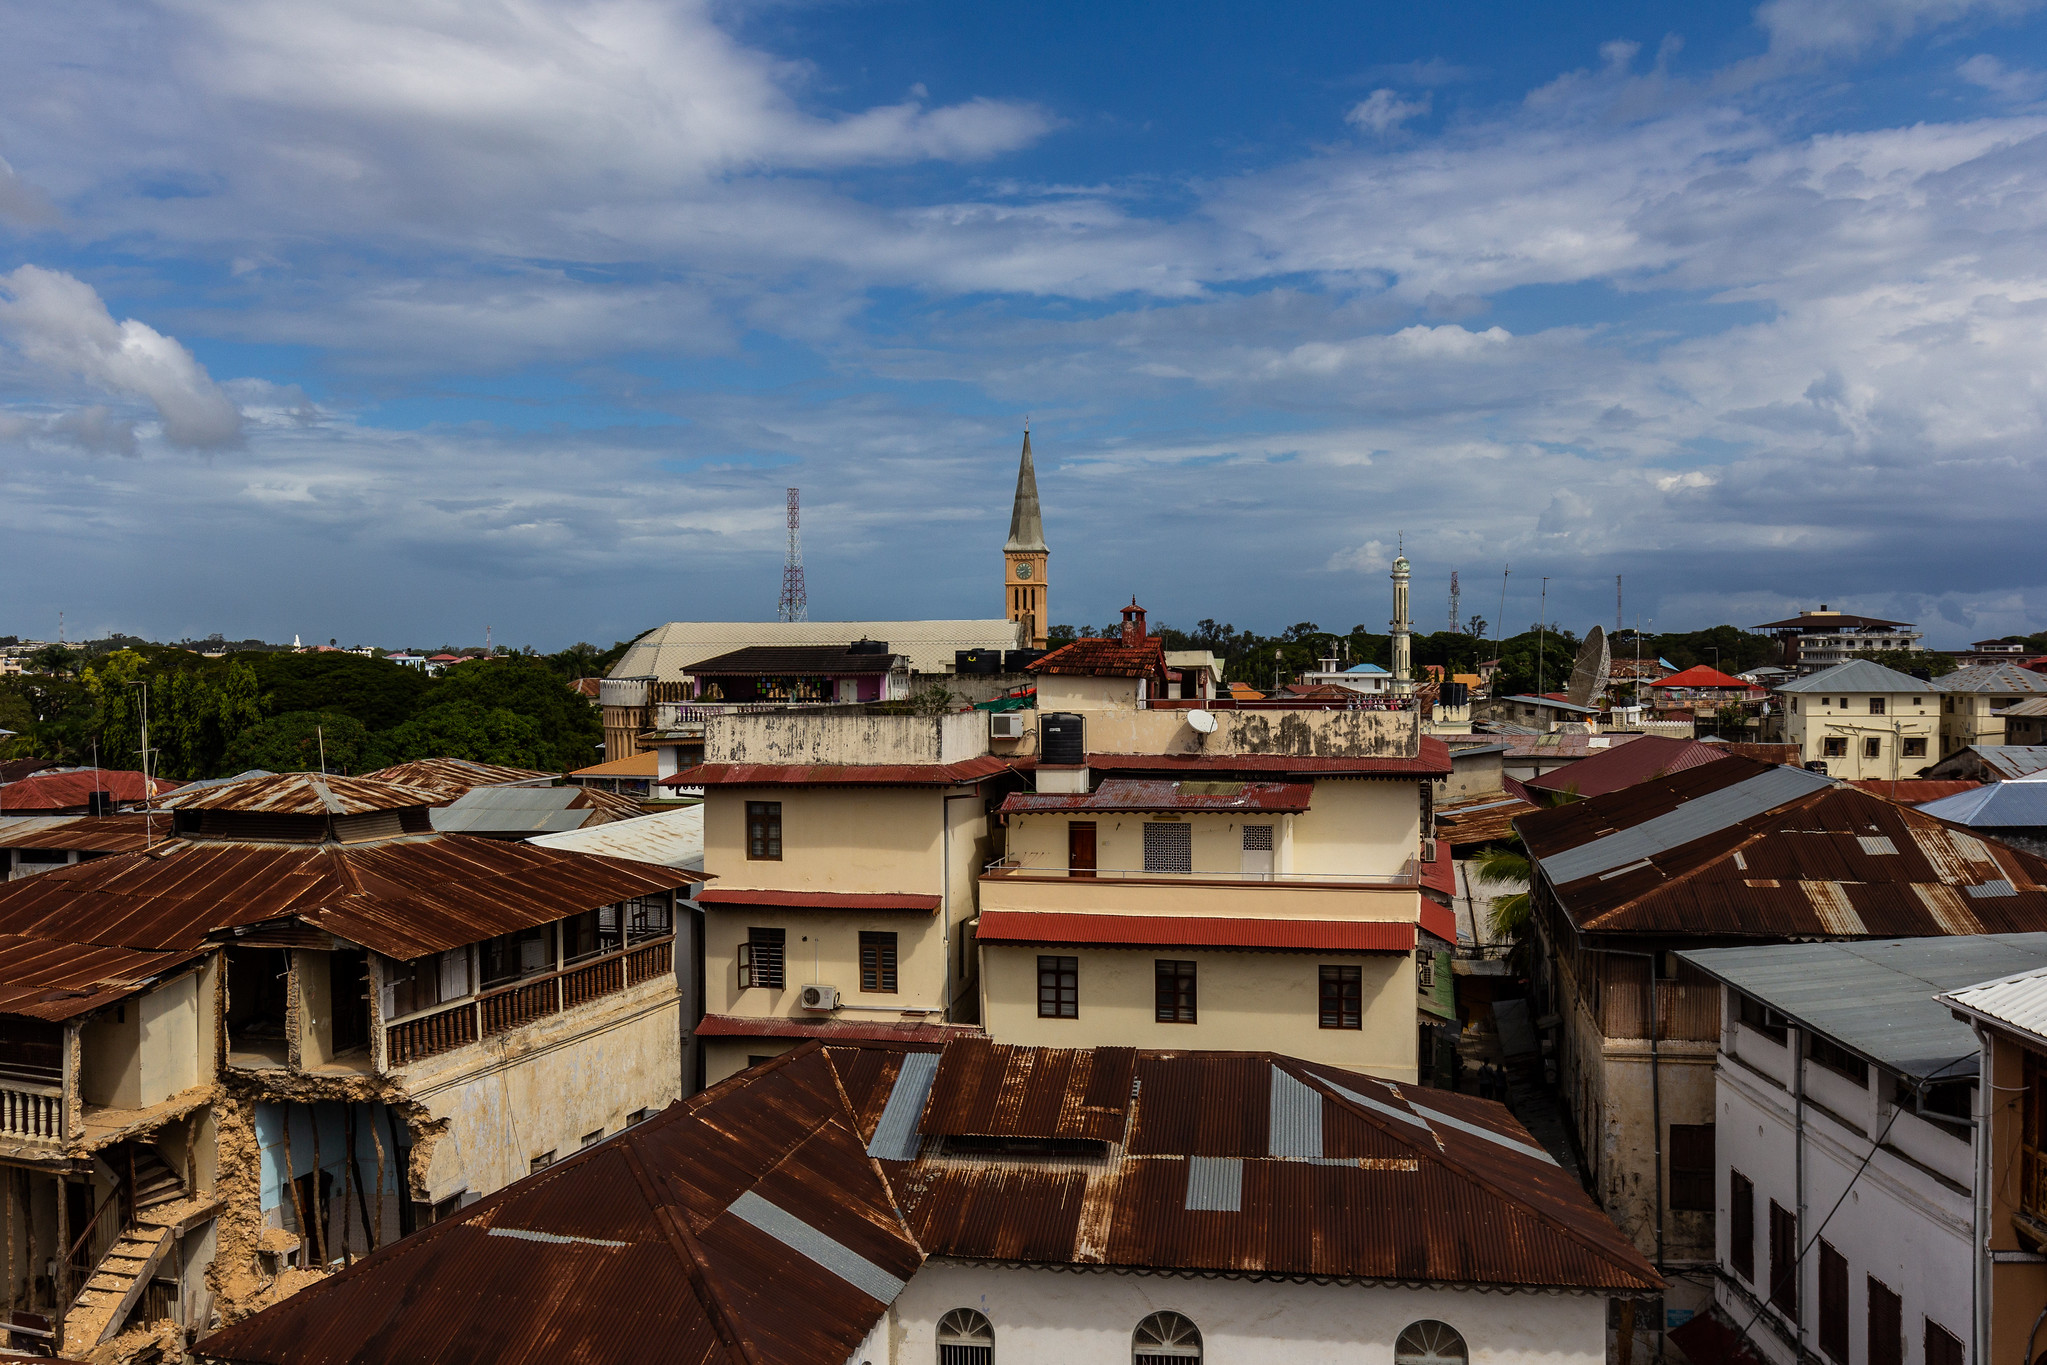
[2,0,2046,650]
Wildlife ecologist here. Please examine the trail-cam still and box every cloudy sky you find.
[3,0,2045,649]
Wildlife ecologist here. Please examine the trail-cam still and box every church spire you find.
[1005,428,1047,553]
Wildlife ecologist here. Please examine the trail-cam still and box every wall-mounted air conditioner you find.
[799,984,841,1012]
[989,712,1026,740]
[1421,838,1439,863]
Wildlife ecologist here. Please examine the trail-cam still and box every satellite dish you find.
[1186,709,1218,734]
[1566,626,1611,708]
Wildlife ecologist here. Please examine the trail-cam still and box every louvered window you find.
[860,932,897,994]
[1143,821,1192,873]
[1154,960,1196,1023]
[1038,956,1078,1018]
[738,928,785,989]
[1319,965,1362,1030]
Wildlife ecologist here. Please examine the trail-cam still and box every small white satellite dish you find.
[1186,709,1218,734]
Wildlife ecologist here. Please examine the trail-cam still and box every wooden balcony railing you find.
[383,935,676,1069]
[0,1083,62,1144]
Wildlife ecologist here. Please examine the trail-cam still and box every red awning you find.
[974,911,1416,952]
[695,888,941,913]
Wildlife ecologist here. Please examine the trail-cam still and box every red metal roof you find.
[1523,735,1729,799]
[1420,853,1456,904]
[696,888,940,912]
[694,1014,981,1044]
[162,772,443,815]
[1847,780,1983,804]
[974,910,1416,952]
[0,769,180,812]
[1648,666,1753,690]
[0,934,206,1022]
[358,758,557,798]
[999,778,1312,815]
[191,1039,1657,1365]
[666,755,1018,787]
[1083,735,1452,779]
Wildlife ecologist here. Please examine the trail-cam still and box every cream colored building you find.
[1934,663,2047,759]
[1772,659,1939,779]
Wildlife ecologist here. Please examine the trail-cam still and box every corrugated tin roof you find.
[1942,967,2047,1046]
[974,911,1417,953]
[1084,738,1452,779]
[999,779,1313,814]
[0,934,206,1021]
[1680,934,2047,1079]
[1494,733,1648,759]
[1775,660,1934,694]
[0,834,703,958]
[694,1016,980,1044]
[1919,779,2047,829]
[357,758,558,799]
[568,751,660,779]
[697,888,938,912]
[1848,780,1984,805]
[1933,664,2047,695]
[1946,746,2047,780]
[190,1038,1657,1365]
[1435,792,1539,846]
[612,619,1023,682]
[1520,758,2047,939]
[163,773,444,816]
[1524,735,1728,799]
[0,769,180,812]
[429,785,637,836]
[669,756,1018,787]
[0,813,172,853]
[687,645,904,676]
[528,806,703,869]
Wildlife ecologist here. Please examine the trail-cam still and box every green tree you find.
[368,701,552,770]
[251,652,433,731]
[1850,649,1956,678]
[224,711,373,774]
[1474,836,1532,940]
[415,660,602,771]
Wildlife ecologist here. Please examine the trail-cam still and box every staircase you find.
[61,1147,212,1355]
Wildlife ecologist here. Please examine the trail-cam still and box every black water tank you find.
[1444,681,1469,707]
[956,648,999,675]
[1004,648,1046,672]
[1042,712,1085,765]
[848,638,889,655]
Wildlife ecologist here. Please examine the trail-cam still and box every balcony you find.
[979,860,1419,921]
[384,936,675,1069]
[1,1080,63,1147]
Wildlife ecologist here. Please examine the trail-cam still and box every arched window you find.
[1397,1320,1469,1365]
[938,1308,994,1365]
[1134,1311,1203,1364]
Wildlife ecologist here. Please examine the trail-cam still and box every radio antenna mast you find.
[1616,575,1623,635]
[778,488,808,622]
[1449,570,1461,634]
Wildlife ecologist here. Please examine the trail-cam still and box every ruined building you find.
[0,772,701,1358]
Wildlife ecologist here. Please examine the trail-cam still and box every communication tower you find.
[778,488,808,622]
[1449,571,1460,634]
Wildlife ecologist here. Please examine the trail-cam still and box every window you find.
[1901,1079,1973,1137]
[1730,1170,1755,1282]
[561,906,623,964]
[1395,1321,1468,1365]
[1417,950,1436,989]
[1143,821,1192,873]
[1904,737,1927,758]
[1319,965,1363,1030]
[1824,737,1848,758]
[1819,1240,1849,1362]
[1669,1124,1715,1211]
[1134,1311,1202,1364]
[529,1150,556,1172]
[1809,1035,1869,1087]
[1769,1200,1799,1316]
[938,1307,994,1365]
[1738,993,1788,1044]
[1925,1320,1964,1365]
[480,926,554,990]
[580,1128,606,1149]
[860,932,898,994]
[1870,697,1886,715]
[1038,955,1078,1018]
[738,928,785,990]
[1869,1277,1902,1365]
[385,948,471,1018]
[1864,737,1882,760]
[746,801,782,860]
[1155,960,1197,1023]
[626,1107,657,1126]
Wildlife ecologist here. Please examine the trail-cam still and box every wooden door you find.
[1067,822,1097,878]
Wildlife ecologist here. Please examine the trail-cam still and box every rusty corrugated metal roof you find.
[695,1015,981,1045]
[697,888,939,912]
[0,934,206,1021]
[1520,758,2047,938]
[1524,735,1728,799]
[1084,736,1452,779]
[358,758,558,798]
[0,769,180,812]
[161,773,444,815]
[0,834,704,958]
[1435,792,1538,846]
[0,813,171,853]
[999,779,1312,814]
[192,1039,1656,1365]
[974,910,1417,953]
[667,756,1018,787]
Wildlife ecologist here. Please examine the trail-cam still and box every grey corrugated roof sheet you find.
[611,620,1024,681]
[1943,966,2047,1046]
[1934,664,2047,695]
[430,786,598,835]
[1775,660,1934,694]
[1536,764,1834,885]
[527,806,703,869]
[1919,778,2047,829]
[1682,934,2047,1080]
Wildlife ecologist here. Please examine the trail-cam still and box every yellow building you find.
[1933,663,2047,758]
[1772,659,1939,779]
[1003,429,1049,650]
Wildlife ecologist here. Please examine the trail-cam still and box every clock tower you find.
[1004,429,1049,649]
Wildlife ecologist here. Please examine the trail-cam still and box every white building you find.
[1679,937,2047,1365]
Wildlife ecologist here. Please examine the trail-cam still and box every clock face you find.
[1014,562,1033,580]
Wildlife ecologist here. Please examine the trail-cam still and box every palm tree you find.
[1473,835,1532,939]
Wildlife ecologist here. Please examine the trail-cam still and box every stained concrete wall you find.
[879,1259,1610,1365]
[708,711,988,765]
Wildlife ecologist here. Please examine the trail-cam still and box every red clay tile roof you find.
[666,756,1018,787]
[1026,635,1168,682]
[695,888,940,912]
[192,1038,1658,1365]
[1524,735,1729,799]
[975,910,1417,952]
[0,769,180,812]
[999,779,1312,814]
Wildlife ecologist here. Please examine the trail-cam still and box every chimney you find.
[1120,599,1147,646]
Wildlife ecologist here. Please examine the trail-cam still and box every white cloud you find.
[1346,89,1432,136]
[1753,0,2043,61]
[0,266,243,448]
[1959,53,2047,99]
[0,154,57,225]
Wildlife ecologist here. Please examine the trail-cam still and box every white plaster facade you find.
[857,1259,1609,1365]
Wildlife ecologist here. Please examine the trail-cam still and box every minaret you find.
[1390,540,1412,693]
[1004,428,1049,649]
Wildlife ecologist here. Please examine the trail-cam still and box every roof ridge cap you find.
[617,1139,763,1365]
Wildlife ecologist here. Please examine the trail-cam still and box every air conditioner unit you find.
[989,712,1026,740]
[799,984,841,1012]
[1421,838,1439,863]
